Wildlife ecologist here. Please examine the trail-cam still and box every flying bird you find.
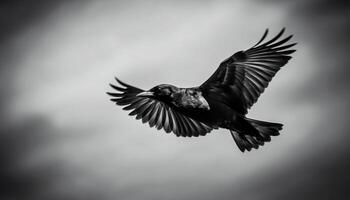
[107,28,296,152]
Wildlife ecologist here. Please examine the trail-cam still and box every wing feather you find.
[162,106,172,133]
[200,28,296,114]
[148,102,160,127]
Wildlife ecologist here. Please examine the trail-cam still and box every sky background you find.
[1,0,349,199]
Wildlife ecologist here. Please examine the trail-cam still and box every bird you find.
[107,28,296,152]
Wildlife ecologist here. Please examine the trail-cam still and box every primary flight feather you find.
[107,28,296,152]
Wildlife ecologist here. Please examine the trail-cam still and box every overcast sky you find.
[1,0,350,200]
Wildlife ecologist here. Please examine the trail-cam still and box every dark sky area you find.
[1,0,349,200]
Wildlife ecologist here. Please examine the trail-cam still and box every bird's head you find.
[137,84,178,100]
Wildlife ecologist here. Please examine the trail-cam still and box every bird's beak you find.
[136,91,154,97]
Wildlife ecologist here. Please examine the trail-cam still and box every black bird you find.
[107,28,296,152]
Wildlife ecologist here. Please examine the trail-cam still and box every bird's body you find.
[108,28,296,152]
[146,86,265,140]
[162,86,237,128]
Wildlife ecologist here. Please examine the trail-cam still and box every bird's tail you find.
[230,118,283,152]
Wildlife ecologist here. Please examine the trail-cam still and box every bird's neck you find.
[170,88,210,110]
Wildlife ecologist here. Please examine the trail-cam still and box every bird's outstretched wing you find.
[200,28,296,114]
[107,78,213,137]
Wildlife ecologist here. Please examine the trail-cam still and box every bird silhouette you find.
[107,28,296,152]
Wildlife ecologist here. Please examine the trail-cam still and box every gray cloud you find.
[1,1,349,200]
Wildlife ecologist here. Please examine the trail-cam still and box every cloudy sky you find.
[1,0,349,199]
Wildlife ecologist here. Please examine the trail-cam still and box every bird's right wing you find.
[107,78,213,137]
[200,28,296,114]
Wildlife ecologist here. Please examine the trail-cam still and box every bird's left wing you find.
[107,78,213,137]
[200,28,296,114]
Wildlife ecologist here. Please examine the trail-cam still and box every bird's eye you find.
[151,87,160,93]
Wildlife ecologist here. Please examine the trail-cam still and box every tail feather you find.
[230,118,283,152]
[230,131,250,152]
